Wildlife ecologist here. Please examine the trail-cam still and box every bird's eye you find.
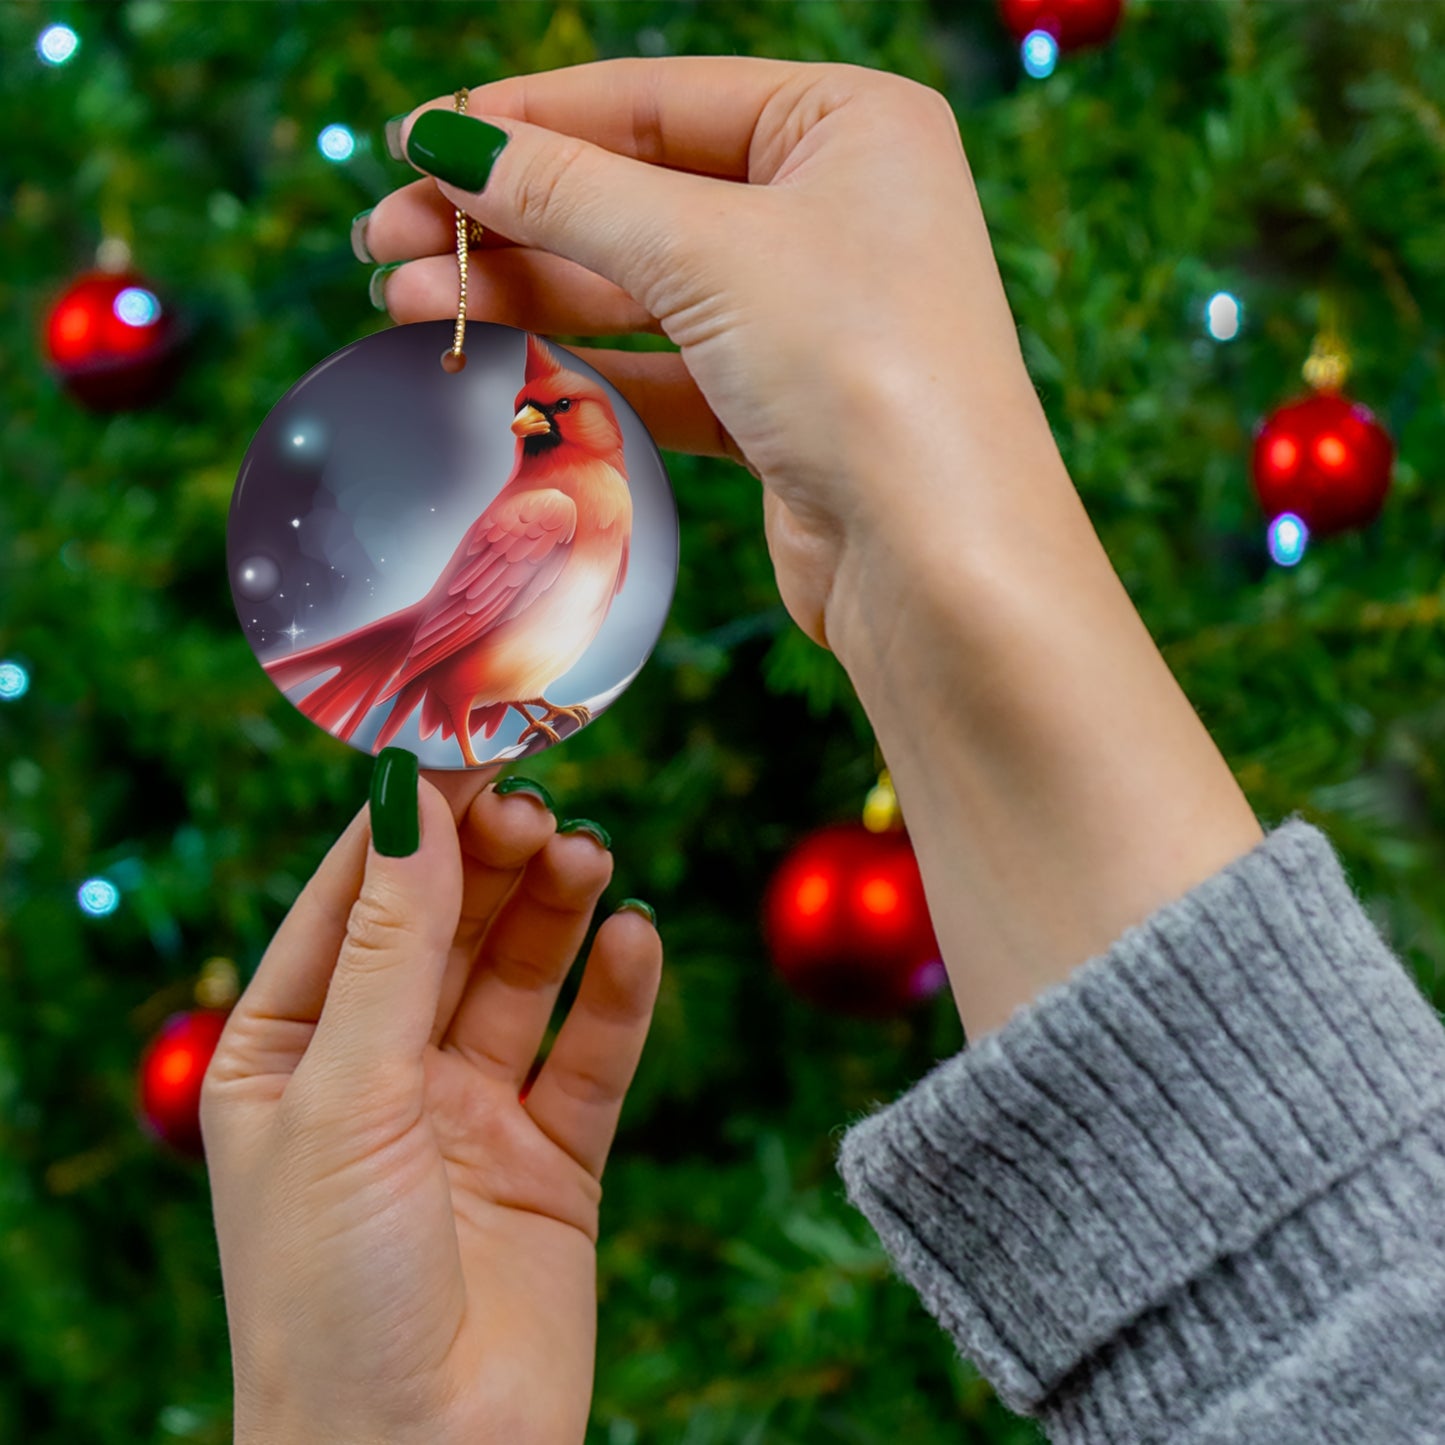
[555,398,571,412]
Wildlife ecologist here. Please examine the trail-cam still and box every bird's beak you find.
[511,404,551,437]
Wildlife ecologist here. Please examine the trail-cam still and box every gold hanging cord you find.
[442,88,488,372]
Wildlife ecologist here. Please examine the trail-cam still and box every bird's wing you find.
[377,487,577,700]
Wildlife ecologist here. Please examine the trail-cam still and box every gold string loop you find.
[441,87,483,373]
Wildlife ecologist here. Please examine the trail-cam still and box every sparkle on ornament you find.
[38,24,79,65]
[1022,30,1059,79]
[291,517,301,528]
[283,620,305,644]
[794,872,831,918]
[78,877,120,917]
[859,876,901,918]
[1205,291,1242,341]
[1268,512,1309,568]
[318,124,356,162]
[114,287,161,328]
[1316,434,1348,469]
[0,661,30,701]
[1267,436,1299,476]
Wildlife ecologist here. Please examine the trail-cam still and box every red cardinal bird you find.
[263,334,632,765]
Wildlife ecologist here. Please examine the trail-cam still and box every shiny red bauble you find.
[137,1009,230,1157]
[998,0,1125,49]
[1251,392,1394,537]
[763,822,946,1017]
[43,268,186,410]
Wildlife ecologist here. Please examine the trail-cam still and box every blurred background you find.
[2,2,1443,1442]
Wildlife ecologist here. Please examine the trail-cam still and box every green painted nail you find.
[370,747,419,857]
[493,775,555,812]
[558,818,611,850]
[350,207,375,264]
[617,898,656,926]
[405,109,510,192]
[384,113,409,162]
[368,261,404,311]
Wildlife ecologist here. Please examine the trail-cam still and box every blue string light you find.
[78,878,121,917]
[1267,512,1309,567]
[0,661,29,701]
[1022,30,1059,79]
[318,124,356,162]
[114,287,162,327]
[37,24,79,66]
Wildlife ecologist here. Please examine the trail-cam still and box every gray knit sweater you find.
[836,816,1445,1443]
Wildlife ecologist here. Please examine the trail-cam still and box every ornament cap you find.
[195,955,240,1010]
[863,767,903,833]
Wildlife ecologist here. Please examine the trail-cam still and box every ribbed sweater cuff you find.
[835,816,1445,1433]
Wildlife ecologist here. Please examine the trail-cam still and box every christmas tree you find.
[2,3,1442,1441]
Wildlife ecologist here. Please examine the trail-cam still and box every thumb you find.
[303,749,462,1091]
[397,105,743,316]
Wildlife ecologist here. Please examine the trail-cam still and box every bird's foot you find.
[516,715,562,748]
[519,698,592,730]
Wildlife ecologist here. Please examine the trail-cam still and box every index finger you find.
[403,54,811,182]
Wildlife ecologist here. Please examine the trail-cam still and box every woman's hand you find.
[201,758,662,1445]
[364,56,1062,663]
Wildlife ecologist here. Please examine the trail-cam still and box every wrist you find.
[824,419,1262,1039]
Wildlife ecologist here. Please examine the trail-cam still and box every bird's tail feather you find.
[262,606,418,742]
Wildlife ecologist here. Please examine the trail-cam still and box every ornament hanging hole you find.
[440,349,467,374]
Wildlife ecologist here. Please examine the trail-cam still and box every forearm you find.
[827,384,1263,1040]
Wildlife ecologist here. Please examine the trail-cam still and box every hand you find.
[364,56,1059,660]
[201,763,662,1445]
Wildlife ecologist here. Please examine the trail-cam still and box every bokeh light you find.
[0,660,29,701]
[318,124,356,162]
[78,878,121,917]
[1205,291,1242,341]
[1022,30,1059,79]
[1267,512,1309,567]
[114,287,162,328]
[37,24,79,66]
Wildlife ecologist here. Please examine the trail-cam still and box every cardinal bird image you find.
[263,334,633,765]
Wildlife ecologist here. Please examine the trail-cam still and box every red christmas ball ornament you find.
[763,821,946,1017]
[1251,392,1394,538]
[137,1008,230,1157]
[998,0,1124,50]
[43,268,186,410]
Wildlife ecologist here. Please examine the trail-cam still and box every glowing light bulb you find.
[1022,30,1059,79]
[38,24,79,65]
[1267,512,1308,567]
[114,287,161,327]
[1205,291,1242,341]
[0,661,29,701]
[318,124,356,162]
[78,878,120,917]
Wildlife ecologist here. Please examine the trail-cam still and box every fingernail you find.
[493,775,555,812]
[617,898,656,926]
[384,113,409,162]
[350,207,375,264]
[558,818,611,851]
[369,261,404,311]
[370,747,420,857]
[405,110,510,192]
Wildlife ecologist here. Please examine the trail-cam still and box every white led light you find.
[38,24,79,66]
[318,124,356,162]
[1022,30,1059,79]
[0,661,29,700]
[78,878,121,917]
[114,287,161,328]
[1205,291,1242,342]
[1267,512,1308,567]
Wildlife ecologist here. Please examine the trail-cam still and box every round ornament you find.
[1251,391,1393,537]
[763,821,946,1018]
[137,1008,230,1158]
[228,320,678,767]
[43,267,187,411]
[998,0,1125,50]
